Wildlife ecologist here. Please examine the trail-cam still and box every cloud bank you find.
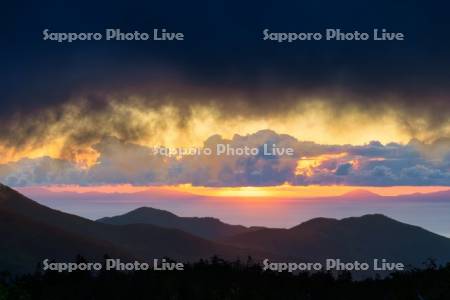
[1,131,449,187]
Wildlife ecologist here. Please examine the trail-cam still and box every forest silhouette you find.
[0,256,449,300]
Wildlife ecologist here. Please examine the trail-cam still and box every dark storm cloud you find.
[1,0,450,147]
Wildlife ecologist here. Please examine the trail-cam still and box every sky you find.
[1,0,450,191]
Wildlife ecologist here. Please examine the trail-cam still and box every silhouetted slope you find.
[97,207,255,240]
[0,210,131,273]
[0,184,257,273]
[224,214,450,266]
[2,183,450,275]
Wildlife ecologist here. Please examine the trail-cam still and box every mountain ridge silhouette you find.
[1,183,450,275]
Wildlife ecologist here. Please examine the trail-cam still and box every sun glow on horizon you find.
[26,183,450,199]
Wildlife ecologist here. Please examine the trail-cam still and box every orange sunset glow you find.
[295,153,348,176]
[40,184,450,198]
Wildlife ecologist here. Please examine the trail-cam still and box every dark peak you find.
[290,217,338,230]
[0,183,24,198]
[128,207,226,223]
[0,183,10,191]
[291,214,395,230]
[127,207,178,217]
[341,189,381,198]
[342,214,393,222]
[339,214,409,228]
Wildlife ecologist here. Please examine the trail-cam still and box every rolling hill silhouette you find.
[0,184,256,273]
[0,209,132,274]
[223,214,450,266]
[97,207,261,240]
[1,183,450,275]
